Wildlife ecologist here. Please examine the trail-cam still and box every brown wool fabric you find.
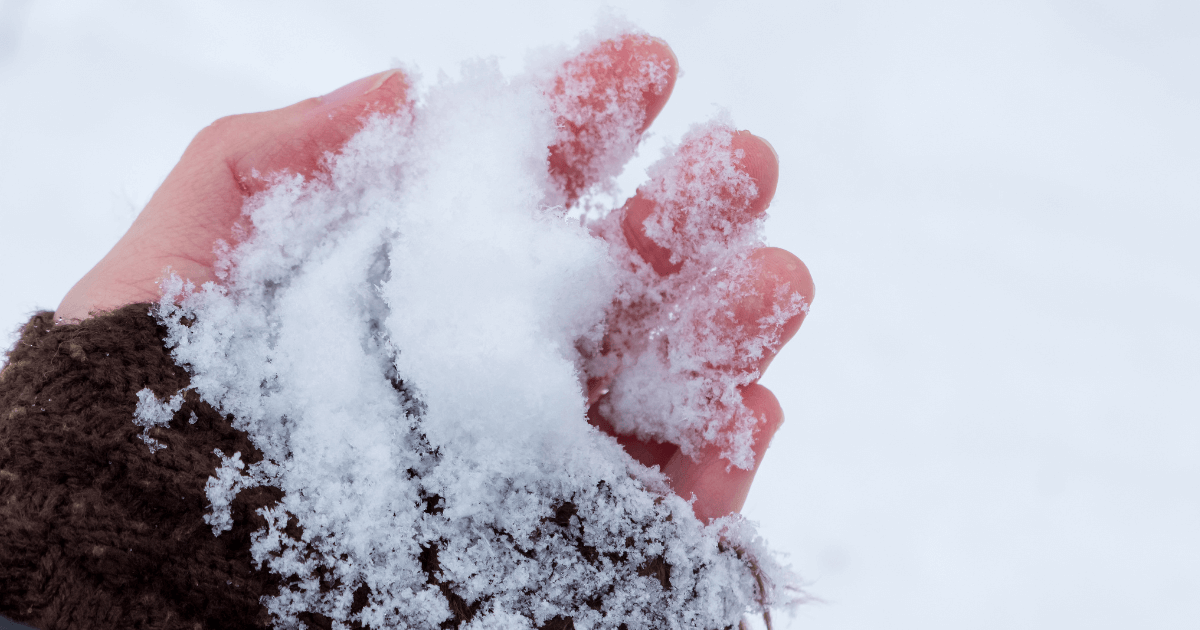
[0,305,281,630]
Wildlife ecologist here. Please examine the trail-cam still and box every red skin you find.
[55,37,814,524]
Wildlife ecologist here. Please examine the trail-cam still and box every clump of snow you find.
[147,27,803,630]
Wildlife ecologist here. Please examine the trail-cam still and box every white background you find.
[1,1,1196,628]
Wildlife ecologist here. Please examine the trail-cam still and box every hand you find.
[54,35,813,524]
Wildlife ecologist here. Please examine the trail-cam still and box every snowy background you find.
[1,1,1196,628]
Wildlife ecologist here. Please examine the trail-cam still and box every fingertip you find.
[369,69,411,113]
[619,129,780,277]
[755,246,814,307]
[725,248,813,329]
[761,248,815,350]
[731,131,779,216]
[228,69,410,195]
[739,248,813,375]
[664,383,785,522]
[740,383,785,456]
[310,68,409,120]
[548,34,678,203]
[631,35,678,133]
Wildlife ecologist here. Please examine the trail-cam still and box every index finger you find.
[547,35,678,206]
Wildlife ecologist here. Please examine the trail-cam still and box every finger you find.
[586,248,808,468]
[547,34,678,205]
[214,69,410,196]
[587,383,786,522]
[719,247,815,378]
[143,69,409,251]
[55,71,409,322]
[661,383,784,522]
[585,247,811,405]
[133,69,409,250]
[621,130,778,276]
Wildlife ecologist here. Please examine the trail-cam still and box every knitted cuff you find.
[0,305,279,630]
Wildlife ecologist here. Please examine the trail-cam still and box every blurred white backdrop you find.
[1,1,1196,628]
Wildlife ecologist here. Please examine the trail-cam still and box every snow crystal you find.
[145,26,803,630]
[132,386,184,453]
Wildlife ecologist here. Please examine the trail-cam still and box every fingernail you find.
[320,69,402,108]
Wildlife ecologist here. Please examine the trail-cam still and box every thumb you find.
[136,69,410,246]
[198,69,409,196]
[54,70,408,322]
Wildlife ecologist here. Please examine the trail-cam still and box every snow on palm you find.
[136,30,805,630]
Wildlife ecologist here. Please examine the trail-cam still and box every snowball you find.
[146,26,803,630]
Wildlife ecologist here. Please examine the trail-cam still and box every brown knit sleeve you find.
[0,305,281,630]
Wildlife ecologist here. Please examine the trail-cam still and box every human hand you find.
[54,35,813,524]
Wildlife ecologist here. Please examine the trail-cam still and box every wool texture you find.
[0,305,280,630]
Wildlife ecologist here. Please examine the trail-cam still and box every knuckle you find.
[190,114,253,151]
[195,114,236,140]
